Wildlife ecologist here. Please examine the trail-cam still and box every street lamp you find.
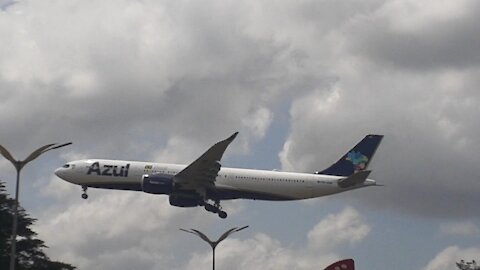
[0,142,72,270]
[180,226,249,270]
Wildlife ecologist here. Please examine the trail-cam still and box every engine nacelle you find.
[169,194,201,207]
[142,174,174,194]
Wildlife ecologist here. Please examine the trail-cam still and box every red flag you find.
[324,259,355,270]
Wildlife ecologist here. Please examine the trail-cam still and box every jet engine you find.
[169,193,201,207]
[142,174,174,194]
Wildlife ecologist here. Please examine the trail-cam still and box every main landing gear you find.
[81,186,88,199]
[203,200,227,219]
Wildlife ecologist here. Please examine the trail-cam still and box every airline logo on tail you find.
[346,151,369,172]
[317,134,383,177]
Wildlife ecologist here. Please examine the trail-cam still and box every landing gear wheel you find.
[81,186,88,200]
[218,211,227,219]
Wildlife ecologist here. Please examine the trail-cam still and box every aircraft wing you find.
[174,132,238,190]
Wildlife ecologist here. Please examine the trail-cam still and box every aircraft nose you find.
[54,164,78,184]
[54,167,66,179]
[54,167,62,177]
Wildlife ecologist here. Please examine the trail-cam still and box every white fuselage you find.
[55,159,376,200]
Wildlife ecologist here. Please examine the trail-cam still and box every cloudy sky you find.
[1,0,479,269]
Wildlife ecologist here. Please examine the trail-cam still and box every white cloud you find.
[64,70,99,98]
[241,107,273,139]
[424,246,480,270]
[183,206,369,270]
[40,176,78,201]
[36,199,368,270]
[307,207,371,251]
[36,191,211,270]
[184,234,338,270]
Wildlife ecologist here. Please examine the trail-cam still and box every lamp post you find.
[0,142,72,270]
[180,226,249,270]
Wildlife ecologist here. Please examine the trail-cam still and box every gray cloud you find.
[1,0,477,228]
[2,1,480,269]
[343,0,480,70]
[281,70,480,217]
[279,0,480,218]
[1,0,477,221]
[0,0,331,163]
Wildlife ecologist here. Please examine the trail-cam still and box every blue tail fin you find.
[316,135,384,176]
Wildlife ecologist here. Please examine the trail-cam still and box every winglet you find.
[226,132,239,142]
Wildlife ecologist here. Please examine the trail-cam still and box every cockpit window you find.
[62,164,70,168]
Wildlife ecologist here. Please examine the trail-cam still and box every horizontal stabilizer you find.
[338,170,371,188]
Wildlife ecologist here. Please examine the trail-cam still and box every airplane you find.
[55,133,383,219]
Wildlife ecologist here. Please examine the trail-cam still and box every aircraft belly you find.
[310,183,340,197]
[214,181,308,201]
[310,187,339,197]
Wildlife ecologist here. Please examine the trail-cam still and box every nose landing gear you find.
[81,186,88,199]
